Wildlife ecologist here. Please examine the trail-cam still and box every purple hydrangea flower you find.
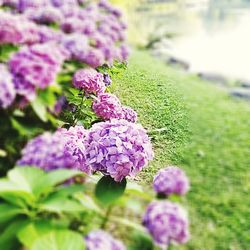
[92,93,123,120]
[9,43,66,101]
[84,47,105,68]
[85,230,125,250]
[73,68,105,95]
[17,126,90,173]
[0,64,16,109]
[121,106,137,123]
[143,201,190,248]
[61,33,88,61]
[85,119,154,182]
[153,166,190,196]
[0,11,41,45]
[25,6,63,24]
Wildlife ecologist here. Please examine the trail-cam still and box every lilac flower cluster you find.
[9,43,67,101]
[73,68,106,95]
[153,166,190,196]
[92,93,123,120]
[92,93,138,123]
[85,119,154,182]
[0,11,41,45]
[143,201,190,248]
[85,230,125,250]
[0,64,16,108]
[1,0,129,66]
[17,126,90,174]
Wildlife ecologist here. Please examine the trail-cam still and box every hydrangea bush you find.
[0,1,191,250]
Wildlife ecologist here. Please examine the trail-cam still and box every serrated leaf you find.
[95,176,126,205]
[31,230,85,250]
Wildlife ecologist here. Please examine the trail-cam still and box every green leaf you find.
[95,176,127,205]
[0,219,29,250]
[0,203,24,223]
[39,195,84,213]
[8,167,45,194]
[128,231,154,250]
[0,179,34,207]
[17,221,65,248]
[44,169,83,188]
[31,230,85,250]
[31,97,48,122]
[74,193,103,214]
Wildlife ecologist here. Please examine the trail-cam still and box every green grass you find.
[113,50,250,250]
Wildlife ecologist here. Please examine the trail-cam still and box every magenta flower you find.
[121,106,137,123]
[73,68,105,95]
[85,230,125,250]
[92,93,123,120]
[84,47,105,68]
[0,64,16,109]
[9,43,66,101]
[153,166,190,196]
[143,201,190,248]
[85,119,154,182]
[0,11,40,45]
[17,126,90,174]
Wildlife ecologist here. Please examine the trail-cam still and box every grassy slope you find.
[113,50,250,250]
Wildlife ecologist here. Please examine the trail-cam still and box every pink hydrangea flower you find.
[85,119,154,182]
[143,201,190,248]
[153,166,190,196]
[73,68,106,95]
[92,93,123,120]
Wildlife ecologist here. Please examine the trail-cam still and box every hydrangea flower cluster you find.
[73,68,106,95]
[121,106,138,123]
[143,201,190,248]
[85,119,154,182]
[1,0,129,66]
[85,230,125,250]
[9,43,67,101]
[92,93,123,120]
[0,64,16,108]
[92,93,138,123]
[0,11,41,45]
[17,126,90,174]
[153,166,190,196]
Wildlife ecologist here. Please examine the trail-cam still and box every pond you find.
[135,0,250,81]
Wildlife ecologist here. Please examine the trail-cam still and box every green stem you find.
[101,205,113,229]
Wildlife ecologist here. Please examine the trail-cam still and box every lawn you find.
[113,50,250,250]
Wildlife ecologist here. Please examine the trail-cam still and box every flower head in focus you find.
[85,119,154,182]
[92,93,123,120]
[73,68,105,95]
